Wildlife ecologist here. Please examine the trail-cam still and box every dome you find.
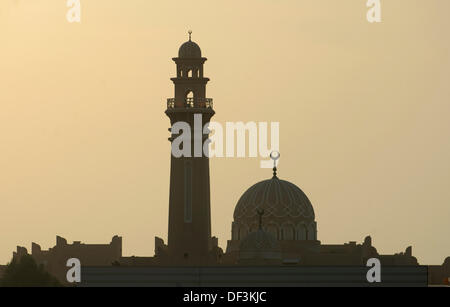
[239,229,281,260]
[232,174,317,241]
[234,176,315,223]
[178,40,202,58]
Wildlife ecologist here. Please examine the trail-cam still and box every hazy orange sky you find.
[0,0,449,265]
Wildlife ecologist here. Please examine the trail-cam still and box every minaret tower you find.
[165,32,215,265]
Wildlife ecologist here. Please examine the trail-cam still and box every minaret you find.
[165,32,215,265]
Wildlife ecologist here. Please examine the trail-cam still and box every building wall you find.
[13,235,123,284]
[224,235,417,267]
[4,234,447,286]
[428,257,450,286]
[0,265,6,280]
[79,266,429,287]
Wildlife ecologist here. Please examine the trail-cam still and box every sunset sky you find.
[0,0,449,265]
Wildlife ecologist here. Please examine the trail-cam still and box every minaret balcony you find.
[167,98,213,109]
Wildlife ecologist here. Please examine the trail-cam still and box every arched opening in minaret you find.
[185,90,194,107]
[187,69,193,78]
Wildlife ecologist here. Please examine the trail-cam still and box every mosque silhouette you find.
[2,35,448,286]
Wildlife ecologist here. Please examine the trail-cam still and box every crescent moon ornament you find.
[270,151,280,161]
[270,151,280,177]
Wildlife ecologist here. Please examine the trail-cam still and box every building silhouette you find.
[2,35,448,286]
[165,34,217,266]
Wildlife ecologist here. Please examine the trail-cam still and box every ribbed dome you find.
[178,40,202,58]
[234,176,315,223]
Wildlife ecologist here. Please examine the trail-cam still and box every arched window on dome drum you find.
[283,224,295,240]
[266,224,278,240]
[307,223,315,240]
[297,224,307,240]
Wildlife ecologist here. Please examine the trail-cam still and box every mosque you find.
[3,35,448,286]
[154,33,418,267]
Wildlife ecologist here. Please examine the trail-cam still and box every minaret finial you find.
[256,209,265,230]
[270,151,280,178]
[188,30,192,41]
